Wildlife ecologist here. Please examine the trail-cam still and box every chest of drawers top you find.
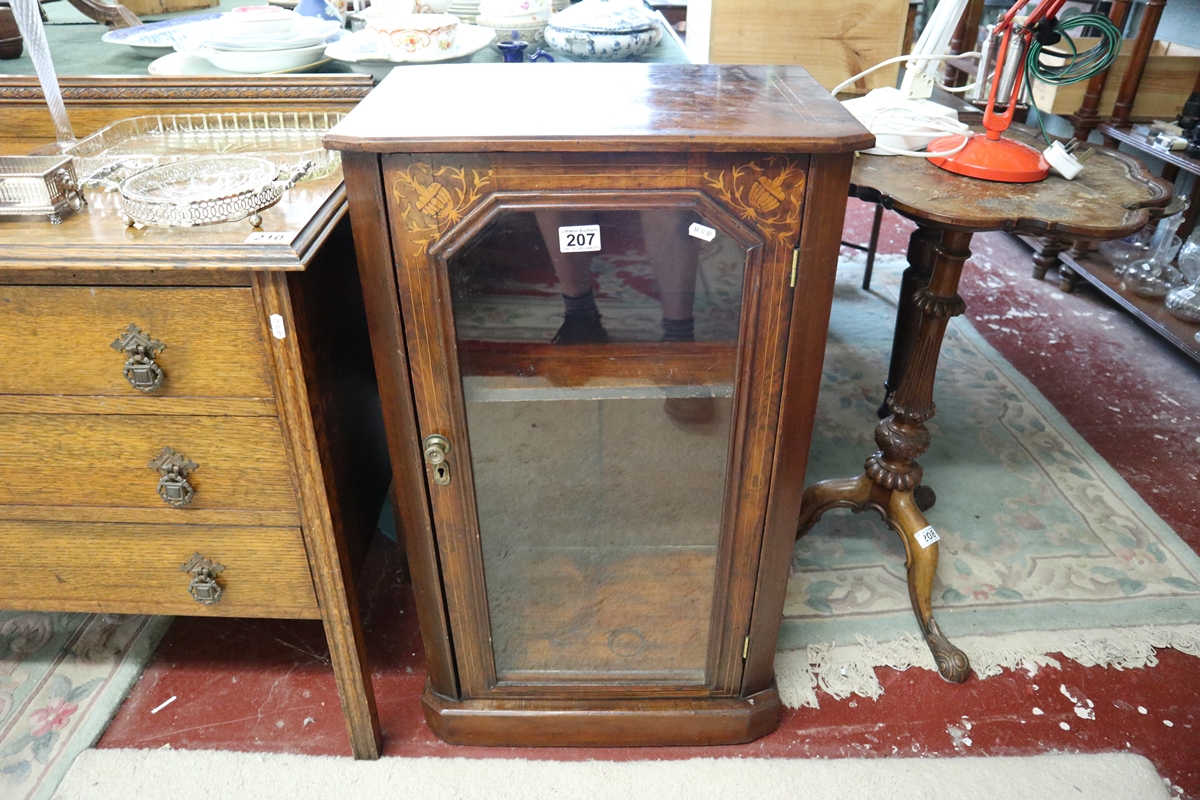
[0,173,345,273]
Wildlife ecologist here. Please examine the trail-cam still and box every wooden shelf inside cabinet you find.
[329,63,871,748]
[0,169,391,760]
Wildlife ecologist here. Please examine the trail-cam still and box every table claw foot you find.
[926,618,971,683]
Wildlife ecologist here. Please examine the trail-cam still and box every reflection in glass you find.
[447,207,747,683]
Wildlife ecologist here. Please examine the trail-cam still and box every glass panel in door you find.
[446,206,747,684]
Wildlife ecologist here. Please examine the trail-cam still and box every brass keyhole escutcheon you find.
[423,434,451,486]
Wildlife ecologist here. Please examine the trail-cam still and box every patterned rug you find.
[775,255,1200,707]
[0,613,169,800]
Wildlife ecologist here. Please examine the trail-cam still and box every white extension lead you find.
[840,88,974,158]
[830,52,981,99]
[833,52,980,159]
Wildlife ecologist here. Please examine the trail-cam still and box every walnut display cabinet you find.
[327,63,872,747]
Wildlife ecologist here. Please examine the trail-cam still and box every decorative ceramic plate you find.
[101,14,223,58]
[147,51,332,77]
[325,24,494,72]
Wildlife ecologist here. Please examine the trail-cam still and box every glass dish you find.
[119,156,312,228]
[0,155,85,224]
[63,111,344,189]
[1120,234,1184,298]
[1097,230,1153,274]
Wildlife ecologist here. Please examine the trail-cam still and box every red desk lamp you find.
[927,0,1068,182]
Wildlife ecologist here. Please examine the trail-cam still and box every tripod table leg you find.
[888,489,970,683]
[796,226,974,684]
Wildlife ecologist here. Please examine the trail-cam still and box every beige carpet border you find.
[53,749,1169,800]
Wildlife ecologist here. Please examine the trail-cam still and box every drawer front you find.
[0,414,298,516]
[0,286,273,398]
[0,519,319,618]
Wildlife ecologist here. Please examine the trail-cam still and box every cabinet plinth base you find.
[421,682,782,747]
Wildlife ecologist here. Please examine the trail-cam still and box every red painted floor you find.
[100,200,1200,797]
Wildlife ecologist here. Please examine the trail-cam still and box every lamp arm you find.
[979,0,1069,140]
[901,0,971,100]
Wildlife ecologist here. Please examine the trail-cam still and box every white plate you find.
[221,6,298,35]
[207,30,341,51]
[148,51,332,76]
[325,24,494,67]
[101,14,222,58]
[182,17,343,52]
[178,41,330,73]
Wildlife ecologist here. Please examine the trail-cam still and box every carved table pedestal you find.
[798,127,1172,682]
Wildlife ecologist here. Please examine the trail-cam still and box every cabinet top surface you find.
[324,64,874,154]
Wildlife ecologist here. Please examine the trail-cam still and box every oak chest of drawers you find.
[0,173,391,759]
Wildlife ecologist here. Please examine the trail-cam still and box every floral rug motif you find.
[0,612,169,800]
[774,255,1200,703]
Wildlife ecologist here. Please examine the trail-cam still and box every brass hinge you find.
[742,636,750,660]
[789,247,799,288]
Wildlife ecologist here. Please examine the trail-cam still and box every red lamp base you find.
[927,133,1050,183]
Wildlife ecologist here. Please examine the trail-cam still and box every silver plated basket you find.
[119,156,313,229]
[0,156,86,224]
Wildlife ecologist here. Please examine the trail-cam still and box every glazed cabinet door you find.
[384,153,806,699]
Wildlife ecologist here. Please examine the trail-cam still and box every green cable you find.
[1027,13,1121,86]
[1026,72,1053,144]
[1023,12,1122,144]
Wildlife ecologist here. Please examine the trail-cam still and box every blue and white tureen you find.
[544,0,662,61]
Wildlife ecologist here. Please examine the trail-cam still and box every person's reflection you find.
[534,209,700,345]
[533,208,715,425]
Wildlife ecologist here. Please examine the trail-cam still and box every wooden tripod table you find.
[796,127,1172,682]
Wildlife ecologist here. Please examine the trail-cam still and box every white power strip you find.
[840,87,970,157]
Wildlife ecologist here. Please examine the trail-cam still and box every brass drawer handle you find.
[148,446,198,508]
[180,553,225,605]
[111,324,166,392]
